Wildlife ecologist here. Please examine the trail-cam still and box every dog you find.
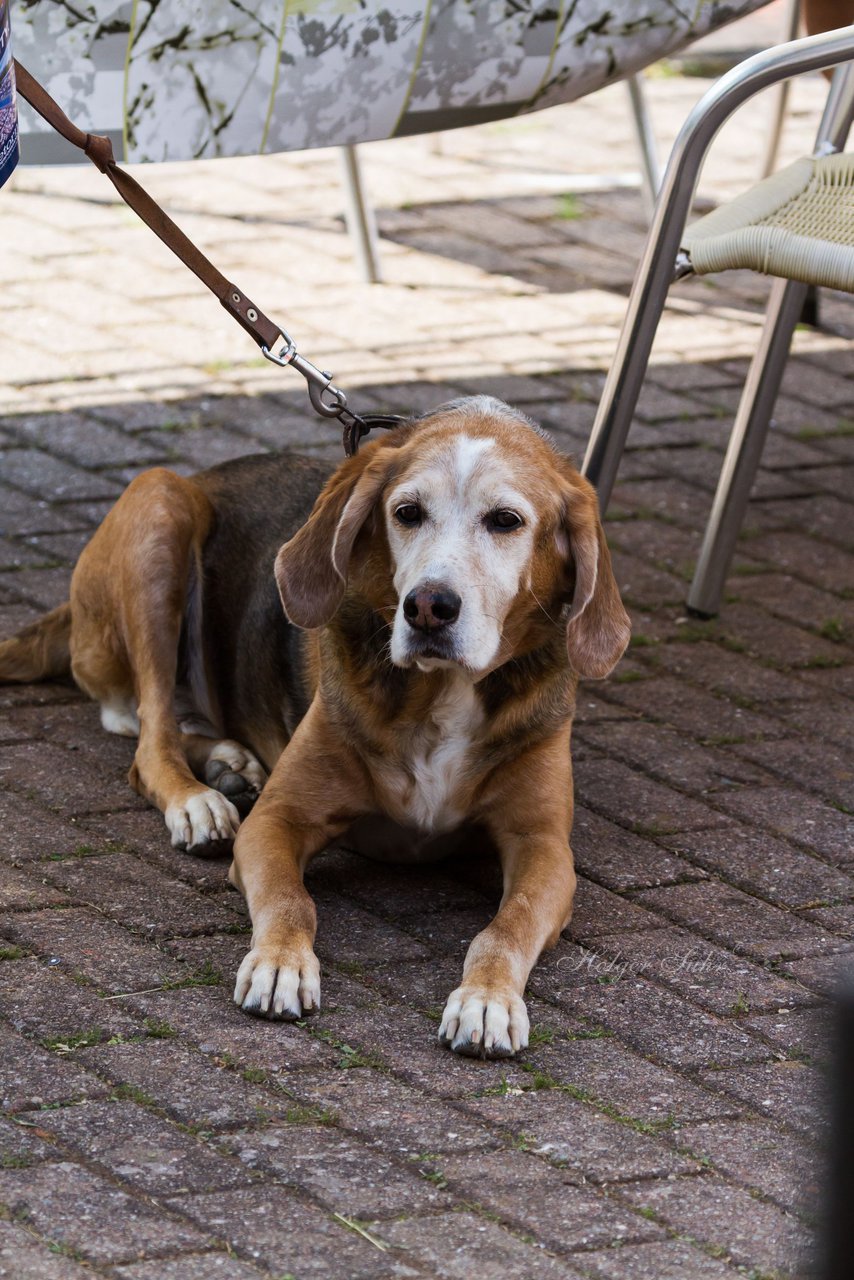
[0,396,630,1058]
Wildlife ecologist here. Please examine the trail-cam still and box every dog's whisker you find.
[527,586,560,628]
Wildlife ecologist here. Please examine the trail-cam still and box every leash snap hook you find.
[291,352,349,419]
[261,333,297,367]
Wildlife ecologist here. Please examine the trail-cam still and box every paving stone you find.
[4,908,191,994]
[783,950,854,998]
[713,602,851,672]
[743,1005,833,1065]
[0,1115,58,1167]
[0,565,72,610]
[219,1123,445,1217]
[2,699,135,769]
[674,1117,820,1214]
[659,825,854,909]
[570,807,704,891]
[0,1219,93,1279]
[78,1040,279,1131]
[608,549,686,608]
[0,449,121,501]
[525,1029,742,1125]
[634,881,844,961]
[698,1060,827,1140]
[0,536,55,572]
[0,795,88,863]
[363,953,494,1018]
[578,1238,746,1279]
[463,1089,696,1184]
[652,641,812,702]
[37,1099,255,1195]
[574,754,731,837]
[589,925,817,1017]
[0,864,68,911]
[74,806,236,889]
[114,1257,268,1280]
[0,1161,207,1264]
[778,699,854,754]
[544,975,769,1070]
[365,1211,582,1279]
[434,1148,661,1252]
[737,573,854,632]
[0,739,141,814]
[126,985,338,1073]
[19,530,92,566]
[0,485,81,536]
[622,1174,812,1277]
[0,1023,108,1113]
[312,893,432,965]
[712,784,854,865]
[745,530,854,595]
[287,1068,499,1156]
[306,998,525,1101]
[732,737,854,812]
[600,671,784,742]
[578,719,771,797]
[569,877,667,943]
[3,412,163,469]
[167,1186,420,1278]
[43,851,240,937]
[0,956,145,1044]
[400,905,499,961]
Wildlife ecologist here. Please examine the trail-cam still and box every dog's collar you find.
[341,411,407,457]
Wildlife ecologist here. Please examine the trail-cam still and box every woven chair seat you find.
[681,151,854,291]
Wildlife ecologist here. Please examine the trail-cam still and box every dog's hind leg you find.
[70,468,240,855]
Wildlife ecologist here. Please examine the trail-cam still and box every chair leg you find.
[626,74,661,215]
[338,144,382,284]
[688,59,854,616]
[686,277,806,616]
[581,192,695,509]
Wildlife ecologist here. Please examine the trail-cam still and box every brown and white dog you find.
[0,396,630,1058]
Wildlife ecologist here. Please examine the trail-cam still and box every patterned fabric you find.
[12,0,771,164]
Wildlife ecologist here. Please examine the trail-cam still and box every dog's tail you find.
[0,603,72,683]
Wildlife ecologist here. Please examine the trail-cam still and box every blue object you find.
[0,0,18,188]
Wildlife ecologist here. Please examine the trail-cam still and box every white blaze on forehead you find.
[448,434,496,485]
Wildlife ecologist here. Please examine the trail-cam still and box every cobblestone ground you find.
[1,29,853,1280]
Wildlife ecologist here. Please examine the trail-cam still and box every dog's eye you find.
[486,509,523,532]
[395,503,422,526]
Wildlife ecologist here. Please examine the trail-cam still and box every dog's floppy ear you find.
[275,445,397,629]
[559,472,631,679]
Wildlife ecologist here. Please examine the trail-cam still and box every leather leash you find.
[12,59,404,456]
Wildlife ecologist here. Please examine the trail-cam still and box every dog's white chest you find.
[379,676,481,834]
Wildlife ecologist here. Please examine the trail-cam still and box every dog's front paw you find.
[234,945,321,1021]
[438,986,529,1059]
[165,790,240,856]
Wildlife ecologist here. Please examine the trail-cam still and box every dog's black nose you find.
[403,586,461,632]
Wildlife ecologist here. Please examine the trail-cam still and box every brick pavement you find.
[1,28,853,1280]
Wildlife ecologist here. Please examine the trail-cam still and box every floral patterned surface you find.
[11,0,770,162]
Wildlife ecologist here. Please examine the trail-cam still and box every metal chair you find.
[582,24,854,617]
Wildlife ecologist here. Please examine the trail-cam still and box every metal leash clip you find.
[262,331,405,456]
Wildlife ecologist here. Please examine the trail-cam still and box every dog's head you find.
[275,396,630,680]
